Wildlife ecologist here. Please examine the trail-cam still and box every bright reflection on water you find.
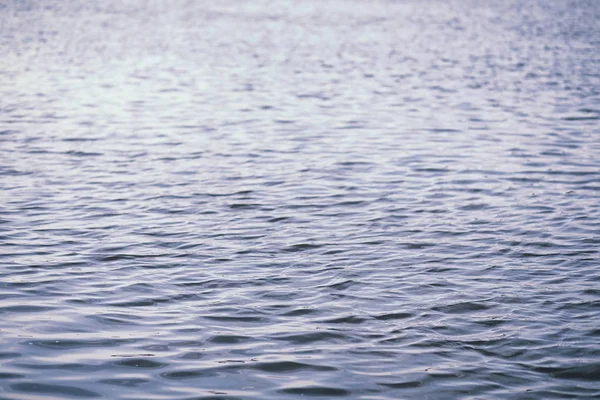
[1,0,600,399]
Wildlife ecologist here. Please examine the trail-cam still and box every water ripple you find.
[1,0,599,399]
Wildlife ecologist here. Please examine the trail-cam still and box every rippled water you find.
[1,0,600,398]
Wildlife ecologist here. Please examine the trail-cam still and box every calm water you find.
[1,0,600,399]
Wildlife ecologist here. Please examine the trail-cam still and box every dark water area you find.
[1,0,600,398]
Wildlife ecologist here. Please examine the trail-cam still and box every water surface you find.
[1,0,600,399]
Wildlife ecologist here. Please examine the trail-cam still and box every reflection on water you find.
[1,0,600,398]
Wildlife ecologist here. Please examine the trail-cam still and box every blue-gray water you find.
[1,0,600,399]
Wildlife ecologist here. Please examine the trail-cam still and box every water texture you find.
[1,0,599,398]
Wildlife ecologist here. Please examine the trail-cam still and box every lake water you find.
[1,0,599,399]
